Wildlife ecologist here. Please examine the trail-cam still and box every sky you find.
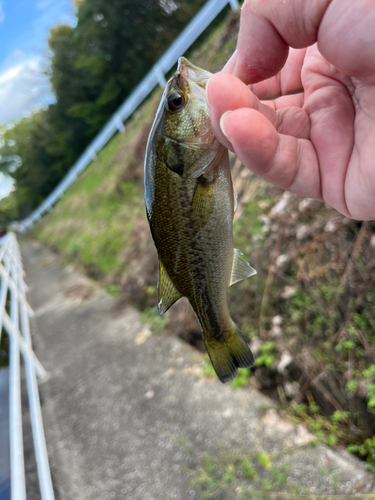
[0,0,76,125]
[0,0,76,198]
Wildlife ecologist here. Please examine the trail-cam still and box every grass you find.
[184,436,375,499]
[35,90,160,284]
[202,179,375,466]
[231,197,375,465]
[141,307,167,336]
[179,433,375,500]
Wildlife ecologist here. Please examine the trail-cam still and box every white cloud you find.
[0,2,5,24]
[33,0,76,32]
[0,172,14,200]
[36,0,54,10]
[0,0,76,125]
[0,51,53,125]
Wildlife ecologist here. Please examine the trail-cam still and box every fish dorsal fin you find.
[230,249,257,286]
[157,259,182,315]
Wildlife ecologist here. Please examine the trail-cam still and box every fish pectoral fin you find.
[157,259,182,316]
[163,138,217,178]
[229,249,257,286]
[190,175,216,226]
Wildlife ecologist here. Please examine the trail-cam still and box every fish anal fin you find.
[230,249,256,286]
[203,323,254,384]
[157,259,182,316]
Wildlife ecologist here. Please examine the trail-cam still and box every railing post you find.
[14,236,55,500]
[115,115,125,133]
[88,149,97,161]
[9,236,26,500]
[228,0,240,11]
[154,66,166,88]
[1,234,55,499]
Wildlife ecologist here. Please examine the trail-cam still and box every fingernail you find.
[220,111,233,141]
[222,50,237,74]
[206,77,212,110]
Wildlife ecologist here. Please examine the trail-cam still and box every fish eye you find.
[167,92,186,112]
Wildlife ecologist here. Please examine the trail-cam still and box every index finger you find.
[233,0,330,83]
[233,0,375,85]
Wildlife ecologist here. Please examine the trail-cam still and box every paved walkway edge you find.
[21,239,375,499]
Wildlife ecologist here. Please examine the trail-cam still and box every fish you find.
[144,57,257,383]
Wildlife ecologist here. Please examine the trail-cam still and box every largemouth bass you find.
[144,57,256,383]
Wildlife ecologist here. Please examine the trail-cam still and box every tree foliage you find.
[0,0,206,221]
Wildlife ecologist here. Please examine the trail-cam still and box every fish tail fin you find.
[203,323,254,384]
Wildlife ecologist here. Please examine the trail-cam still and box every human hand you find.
[207,0,375,220]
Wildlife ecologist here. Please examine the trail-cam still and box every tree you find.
[0,0,207,220]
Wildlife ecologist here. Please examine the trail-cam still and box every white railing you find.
[0,233,55,499]
[15,0,239,233]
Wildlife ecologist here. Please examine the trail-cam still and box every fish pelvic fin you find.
[157,259,182,316]
[203,323,254,384]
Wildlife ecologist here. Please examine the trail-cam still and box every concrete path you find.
[22,240,375,499]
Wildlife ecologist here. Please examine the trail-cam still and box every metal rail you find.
[0,233,54,499]
[15,0,239,233]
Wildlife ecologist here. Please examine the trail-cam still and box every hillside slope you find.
[34,10,375,467]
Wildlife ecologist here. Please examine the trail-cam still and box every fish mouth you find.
[173,57,219,152]
[177,57,212,84]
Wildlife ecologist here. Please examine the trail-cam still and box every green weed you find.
[187,444,332,500]
[348,437,375,469]
[231,368,251,388]
[254,342,276,368]
[106,284,120,297]
[141,307,166,336]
